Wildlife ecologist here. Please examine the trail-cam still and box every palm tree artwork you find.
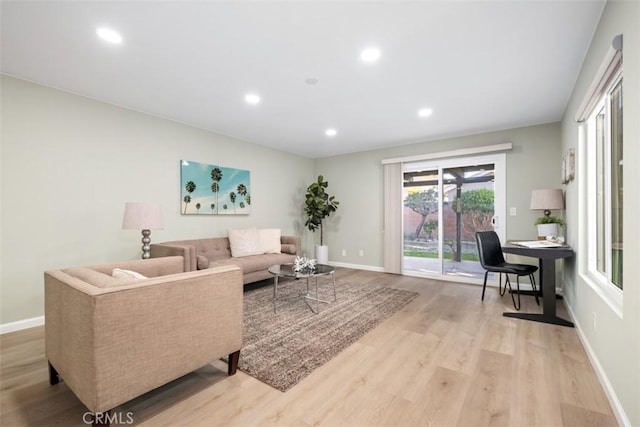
[180,160,250,215]
[183,180,196,214]
[229,192,237,213]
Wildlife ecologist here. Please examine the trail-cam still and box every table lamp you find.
[530,189,564,238]
[122,202,164,259]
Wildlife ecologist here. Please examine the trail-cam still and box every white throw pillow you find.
[228,228,264,258]
[259,228,281,254]
[112,268,148,280]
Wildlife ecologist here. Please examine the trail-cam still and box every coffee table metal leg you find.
[273,275,279,313]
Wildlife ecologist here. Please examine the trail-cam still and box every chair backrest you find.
[475,231,506,268]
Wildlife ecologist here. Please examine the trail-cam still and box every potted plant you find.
[304,175,339,264]
[534,215,565,239]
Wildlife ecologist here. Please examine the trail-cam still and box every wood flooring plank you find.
[0,268,617,426]
[456,349,513,427]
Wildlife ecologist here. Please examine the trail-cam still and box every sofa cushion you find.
[197,255,210,270]
[281,244,297,255]
[211,253,296,274]
[228,228,263,257]
[63,267,136,288]
[259,228,281,254]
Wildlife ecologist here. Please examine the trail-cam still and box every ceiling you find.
[1,1,605,158]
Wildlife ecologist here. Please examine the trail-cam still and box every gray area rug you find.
[238,278,419,392]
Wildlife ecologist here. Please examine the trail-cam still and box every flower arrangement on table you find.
[293,256,317,273]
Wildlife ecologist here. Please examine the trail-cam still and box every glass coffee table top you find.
[268,263,335,278]
[268,263,336,313]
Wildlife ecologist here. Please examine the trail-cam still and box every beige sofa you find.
[44,256,243,417]
[150,235,301,284]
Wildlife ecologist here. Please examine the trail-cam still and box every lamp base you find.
[141,229,151,259]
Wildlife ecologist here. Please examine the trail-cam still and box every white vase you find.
[537,223,559,238]
[315,245,329,264]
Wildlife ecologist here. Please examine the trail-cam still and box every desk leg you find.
[503,258,574,327]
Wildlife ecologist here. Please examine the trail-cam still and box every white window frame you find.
[578,67,623,315]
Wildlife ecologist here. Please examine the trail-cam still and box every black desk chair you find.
[475,231,539,310]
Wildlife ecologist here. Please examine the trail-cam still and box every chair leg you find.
[498,272,506,296]
[530,274,540,306]
[481,270,489,301]
[228,350,240,375]
[506,275,521,311]
[48,361,59,385]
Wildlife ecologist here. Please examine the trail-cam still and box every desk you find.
[501,243,574,327]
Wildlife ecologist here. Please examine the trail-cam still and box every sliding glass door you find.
[402,154,505,282]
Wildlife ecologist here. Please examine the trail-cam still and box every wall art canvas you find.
[180,160,251,215]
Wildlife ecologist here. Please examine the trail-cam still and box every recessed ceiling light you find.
[418,108,433,118]
[325,129,337,137]
[360,47,381,63]
[245,93,261,105]
[96,27,123,44]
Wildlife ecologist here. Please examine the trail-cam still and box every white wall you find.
[560,1,640,425]
[0,75,315,324]
[315,123,563,267]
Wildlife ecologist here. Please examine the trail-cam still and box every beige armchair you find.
[44,256,243,420]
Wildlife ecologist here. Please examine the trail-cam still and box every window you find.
[579,40,623,309]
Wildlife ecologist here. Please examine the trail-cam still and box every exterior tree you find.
[210,167,223,214]
[245,194,251,205]
[239,202,245,209]
[223,204,228,211]
[195,202,201,213]
[458,188,494,235]
[422,219,438,240]
[210,203,215,214]
[404,189,438,239]
[183,180,196,214]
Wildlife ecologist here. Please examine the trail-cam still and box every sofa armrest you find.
[44,265,243,413]
[150,243,197,271]
[281,235,301,256]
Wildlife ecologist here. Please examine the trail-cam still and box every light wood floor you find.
[1,268,617,426]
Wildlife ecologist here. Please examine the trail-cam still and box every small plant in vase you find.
[304,175,339,264]
[534,215,565,239]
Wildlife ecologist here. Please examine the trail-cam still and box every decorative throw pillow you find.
[228,228,264,258]
[259,228,281,254]
[197,255,210,270]
[112,268,148,280]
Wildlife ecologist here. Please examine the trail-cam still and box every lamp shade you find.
[122,203,164,230]
[530,189,564,210]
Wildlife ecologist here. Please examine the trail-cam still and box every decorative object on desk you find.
[122,202,164,259]
[304,175,339,264]
[180,159,251,215]
[530,188,565,239]
[293,256,317,273]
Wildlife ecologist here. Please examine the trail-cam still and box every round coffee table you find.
[268,263,336,313]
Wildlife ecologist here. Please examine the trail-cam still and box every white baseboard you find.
[563,301,631,426]
[328,261,385,272]
[0,316,45,335]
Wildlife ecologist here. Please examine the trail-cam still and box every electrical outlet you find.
[510,207,517,216]
[341,249,347,257]
[359,249,364,257]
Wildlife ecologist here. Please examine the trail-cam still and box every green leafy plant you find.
[534,216,565,227]
[304,175,339,246]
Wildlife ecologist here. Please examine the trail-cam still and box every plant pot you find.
[537,223,559,239]
[315,245,329,264]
